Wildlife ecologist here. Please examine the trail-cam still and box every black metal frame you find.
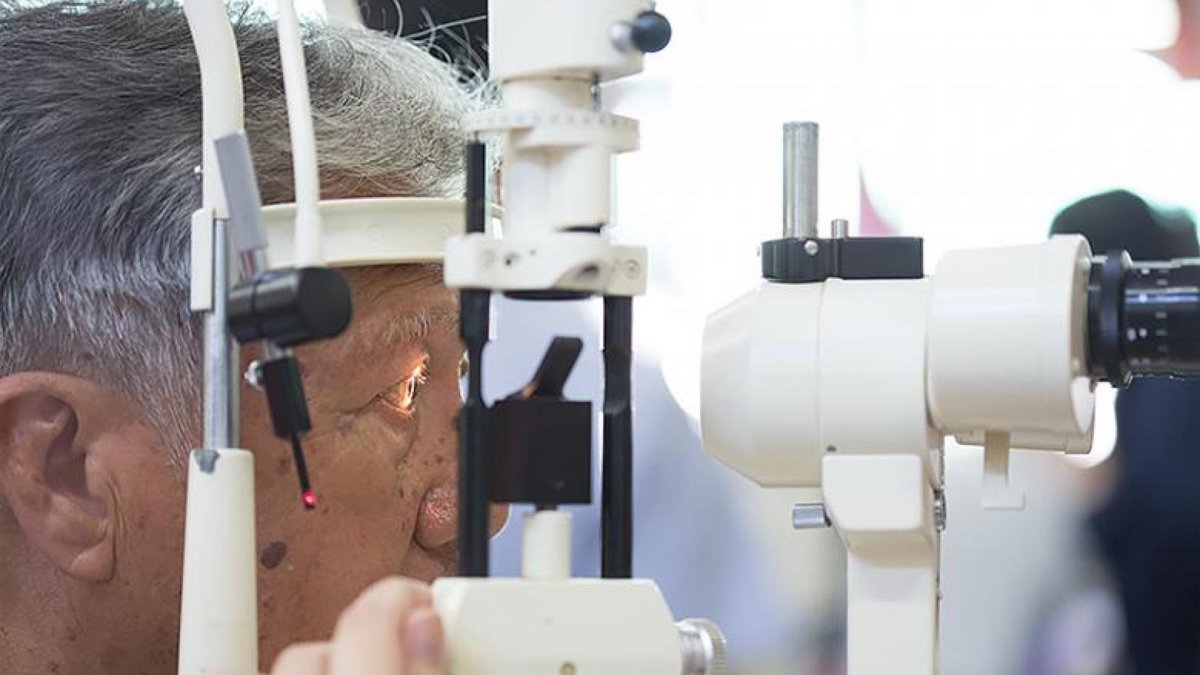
[455,141,635,578]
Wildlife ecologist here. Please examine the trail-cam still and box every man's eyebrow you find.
[380,306,458,347]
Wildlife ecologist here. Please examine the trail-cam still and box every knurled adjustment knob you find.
[631,10,672,53]
[676,618,727,675]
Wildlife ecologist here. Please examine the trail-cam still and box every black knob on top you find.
[631,10,672,53]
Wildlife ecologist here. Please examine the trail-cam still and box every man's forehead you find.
[378,304,458,347]
[344,264,458,347]
[347,263,444,304]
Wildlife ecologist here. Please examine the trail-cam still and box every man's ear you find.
[0,373,120,582]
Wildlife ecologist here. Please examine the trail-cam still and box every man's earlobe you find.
[0,376,115,582]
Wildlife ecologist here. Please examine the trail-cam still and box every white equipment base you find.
[432,578,683,674]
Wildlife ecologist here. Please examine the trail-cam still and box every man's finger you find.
[329,577,433,675]
[405,607,448,675]
[270,642,330,675]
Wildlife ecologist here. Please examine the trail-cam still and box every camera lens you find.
[1087,253,1200,384]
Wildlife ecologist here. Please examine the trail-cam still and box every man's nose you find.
[414,484,510,550]
[414,375,511,551]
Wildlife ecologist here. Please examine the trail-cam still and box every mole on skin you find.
[260,541,288,570]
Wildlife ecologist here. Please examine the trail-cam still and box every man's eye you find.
[380,362,429,416]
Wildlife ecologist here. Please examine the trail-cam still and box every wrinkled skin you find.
[0,265,506,674]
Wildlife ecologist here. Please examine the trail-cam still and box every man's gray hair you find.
[0,1,474,462]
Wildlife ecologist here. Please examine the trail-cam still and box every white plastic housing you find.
[448,0,654,294]
[488,0,649,82]
[701,235,1099,675]
[817,279,938,465]
[702,278,938,487]
[432,578,682,675]
[177,449,258,675]
[955,426,1093,455]
[824,454,937,675]
[483,0,648,239]
[702,282,822,486]
[928,235,1094,439]
[702,236,1096,489]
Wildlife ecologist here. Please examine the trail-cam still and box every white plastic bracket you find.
[189,208,215,312]
[981,431,1025,510]
[444,233,648,296]
[607,245,648,297]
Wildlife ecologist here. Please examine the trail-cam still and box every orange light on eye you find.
[380,363,429,415]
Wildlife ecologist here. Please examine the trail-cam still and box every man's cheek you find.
[322,405,421,472]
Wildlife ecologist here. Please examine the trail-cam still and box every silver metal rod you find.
[831,218,849,239]
[792,502,830,530]
[203,219,239,449]
[783,122,819,239]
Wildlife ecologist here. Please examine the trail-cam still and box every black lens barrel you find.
[1087,253,1200,384]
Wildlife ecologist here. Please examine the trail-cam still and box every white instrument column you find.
[444,0,664,296]
[700,122,1095,675]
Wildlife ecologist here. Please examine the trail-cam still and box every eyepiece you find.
[1087,253,1200,385]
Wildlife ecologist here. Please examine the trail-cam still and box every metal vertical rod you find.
[203,219,238,449]
[601,295,634,578]
[458,141,491,576]
[783,122,819,239]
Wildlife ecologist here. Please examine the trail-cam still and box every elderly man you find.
[0,1,503,672]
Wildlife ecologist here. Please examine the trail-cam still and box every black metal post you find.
[458,141,491,576]
[601,295,634,578]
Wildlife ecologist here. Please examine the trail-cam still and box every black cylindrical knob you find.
[631,10,671,53]
[228,266,353,347]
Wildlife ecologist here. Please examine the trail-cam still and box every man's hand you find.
[270,578,446,675]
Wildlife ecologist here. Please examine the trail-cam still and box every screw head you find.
[803,240,820,256]
[244,361,264,390]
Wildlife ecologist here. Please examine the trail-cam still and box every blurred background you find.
[294,0,1200,672]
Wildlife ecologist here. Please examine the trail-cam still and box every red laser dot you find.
[302,490,317,509]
